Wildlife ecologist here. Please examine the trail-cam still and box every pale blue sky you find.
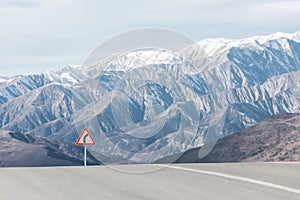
[0,0,299,76]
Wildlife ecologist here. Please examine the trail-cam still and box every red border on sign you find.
[75,127,96,146]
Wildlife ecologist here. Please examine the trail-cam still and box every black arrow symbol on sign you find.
[83,134,89,143]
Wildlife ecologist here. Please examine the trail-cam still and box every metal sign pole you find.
[84,146,87,167]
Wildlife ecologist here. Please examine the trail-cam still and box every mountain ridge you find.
[0,30,300,163]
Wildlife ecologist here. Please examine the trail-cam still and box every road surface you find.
[0,162,299,200]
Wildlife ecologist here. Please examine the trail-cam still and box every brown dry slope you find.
[168,113,300,163]
[0,131,100,167]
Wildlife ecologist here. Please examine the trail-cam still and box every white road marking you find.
[164,165,300,195]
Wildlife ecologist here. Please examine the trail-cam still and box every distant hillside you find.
[0,131,100,167]
[157,113,300,163]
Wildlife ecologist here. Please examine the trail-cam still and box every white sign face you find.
[75,128,96,146]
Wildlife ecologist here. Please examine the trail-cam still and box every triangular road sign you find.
[75,128,96,146]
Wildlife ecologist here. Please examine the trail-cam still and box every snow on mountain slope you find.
[0,65,88,105]
[182,31,300,75]
[0,82,97,137]
[0,76,9,83]
[222,70,300,135]
[197,31,300,58]
[0,31,300,163]
[107,48,188,71]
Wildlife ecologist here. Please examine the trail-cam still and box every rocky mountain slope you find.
[159,113,300,163]
[0,31,300,164]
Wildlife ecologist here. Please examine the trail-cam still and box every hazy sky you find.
[0,0,299,76]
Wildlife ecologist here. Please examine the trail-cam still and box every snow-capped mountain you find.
[0,76,9,83]
[0,65,87,105]
[0,31,300,164]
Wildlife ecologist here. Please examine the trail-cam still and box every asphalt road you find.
[0,162,299,200]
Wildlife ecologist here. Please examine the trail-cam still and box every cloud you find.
[0,0,73,9]
[0,0,39,8]
[231,0,300,28]
[253,0,300,15]
[38,0,73,8]
[0,0,299,76]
